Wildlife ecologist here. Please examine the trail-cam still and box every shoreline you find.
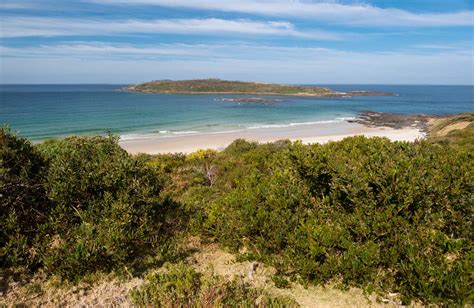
[119,120,424,154]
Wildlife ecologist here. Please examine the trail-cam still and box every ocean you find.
[1,84,473,141]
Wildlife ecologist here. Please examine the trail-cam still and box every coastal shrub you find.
[2,129,472,304]
[130,262,299,307]
[205,168,312,255]
[150,139,293,234]
[35,136,173,280]
[202,139,291,193]
[202,136,473,304]
[272,275,291,288]
[0,128,49,267]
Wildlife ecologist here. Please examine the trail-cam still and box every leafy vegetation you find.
[239,139,469,303]
[1,123,472,305]
[1,132,181,281]
[130,262,298,307]
[0,128,49,267]
[154,136,473,305]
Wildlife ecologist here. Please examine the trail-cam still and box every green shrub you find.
[0,128,49,267]
[272,275,290,288]
[205,168,312,255]
[130,263,201,306]
[35,136,172,280]
[2,128,472,305]
[130,262,299,306]
[201,137,473,304]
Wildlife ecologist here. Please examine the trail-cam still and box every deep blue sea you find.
[1,84,473,141]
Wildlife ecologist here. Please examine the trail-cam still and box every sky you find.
[0,0,473,84]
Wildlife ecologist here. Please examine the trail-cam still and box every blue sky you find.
[0,0,473,84]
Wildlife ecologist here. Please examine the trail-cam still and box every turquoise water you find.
[1,84,473,141]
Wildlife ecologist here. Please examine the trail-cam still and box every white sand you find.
[119,121,424,154]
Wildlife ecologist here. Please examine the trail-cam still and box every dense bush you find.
[0,128,49,267]
[130,262,299,306]
[2,128,472,305]
[282,138,473,304]
[1,132,178,281]
[166,137,473,305]
[36,136,174,280]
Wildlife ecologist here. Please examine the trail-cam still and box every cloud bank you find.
[1,0,472,84]
[2,42,472,84]
[0,17,343,40]
[90,0,474,27]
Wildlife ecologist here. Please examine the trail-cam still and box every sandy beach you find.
[120,121,424,154]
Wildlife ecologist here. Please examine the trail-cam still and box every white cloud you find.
[0,16,343,40]
[0,43,209,59]
[1,42,472,84]
[88,0,474,27]
[0,42,334,60]
[413,42,473,50]
[2,41,472,60]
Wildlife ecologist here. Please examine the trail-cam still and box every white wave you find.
[335,116,356,121]
[120,133,154,140]
[247,118,351,130]
[120,117,356,140]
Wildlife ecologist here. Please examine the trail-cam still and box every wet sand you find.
[120,121,424,154]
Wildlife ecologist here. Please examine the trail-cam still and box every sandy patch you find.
[184,237,406,308]
[433,121,471,136]
[120,121,424,154]
[0,269,143,307]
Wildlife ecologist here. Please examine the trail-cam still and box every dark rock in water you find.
[349,111,434,131]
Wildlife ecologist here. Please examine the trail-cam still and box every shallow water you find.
[1,84,472,141]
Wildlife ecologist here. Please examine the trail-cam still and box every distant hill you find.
[127,79,394,97]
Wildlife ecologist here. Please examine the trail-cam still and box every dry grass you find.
[184,237,410,308]
[428,112,474,137]
[0,268,143,307]
[1,237,424,307]
[434,121,471,136]
[427,112,474,146]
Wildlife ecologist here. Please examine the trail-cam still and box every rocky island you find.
[126,79,395,97]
